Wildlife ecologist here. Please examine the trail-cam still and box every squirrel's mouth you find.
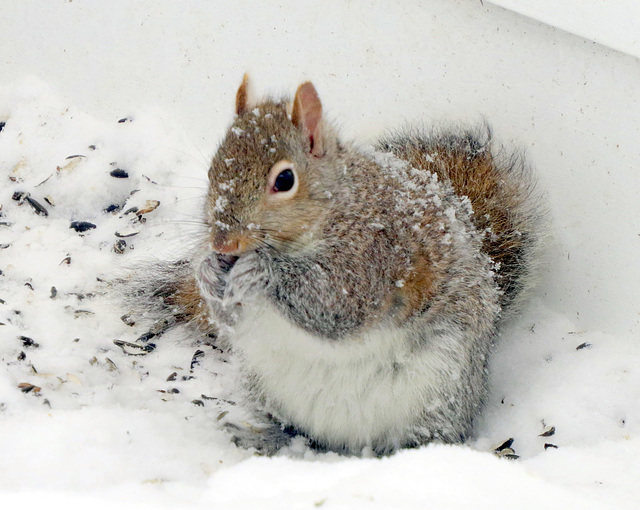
[217,254,239,272]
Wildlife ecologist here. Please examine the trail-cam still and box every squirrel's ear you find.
[235,73,251,116]
[292,82,324,157]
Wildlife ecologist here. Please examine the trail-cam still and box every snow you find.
[1,0,639,508]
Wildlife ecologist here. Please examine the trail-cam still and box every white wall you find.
[488,0,640,58]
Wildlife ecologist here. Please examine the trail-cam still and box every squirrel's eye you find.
[273,169,295,192]
[267,160,298,199]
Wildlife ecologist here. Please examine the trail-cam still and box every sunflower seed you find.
[18,383,41,394]
[136,331,156,343]
[57,155,86,174]
[20,336,40,348]
[66,373,82,385]
[137,200,160,215]
[539,426,556,437]
[113,239,127,254]
[201,394,236,406]
[12,191,27,203]
[104,203,123,213]
[492,438,514,452]
[73,309,94,318]
[25,197,48,216]
[190,350,205,370]
[110,168,129,178]
[120,313,136,326]
[104,358,118,372]
[122,206,138,216]
[115,226,140,238]
[113,339,156,356]
[70,221,96,233]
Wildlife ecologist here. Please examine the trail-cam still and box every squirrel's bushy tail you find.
[377,124,546,318]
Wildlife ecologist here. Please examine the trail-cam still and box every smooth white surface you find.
[487,0,640,58]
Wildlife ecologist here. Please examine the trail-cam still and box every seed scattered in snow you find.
[114,226,140,238]
[57,155,86,174]
[113,339,156,356]
[18,382,41,394]
[539,425,556,437]
[70,221,96,233]
[137,200,160,215]
[492,438,514,452]
[110,168,129,178]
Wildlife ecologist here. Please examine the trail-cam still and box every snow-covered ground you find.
[1,1,639,508]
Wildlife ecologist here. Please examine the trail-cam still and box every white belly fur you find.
[231,299,465,451]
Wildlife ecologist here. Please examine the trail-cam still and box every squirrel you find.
[135,75,544,455]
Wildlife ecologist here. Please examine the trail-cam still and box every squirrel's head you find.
[205,75,341,257]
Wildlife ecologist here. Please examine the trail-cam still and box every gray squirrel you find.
[139,75,544,455]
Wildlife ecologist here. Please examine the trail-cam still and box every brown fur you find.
[378,133,538,310]
[166,273,212,332]
[394,249,441,322]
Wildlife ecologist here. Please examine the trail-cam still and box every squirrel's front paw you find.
[223,252,269,306]
[197,253,238,301]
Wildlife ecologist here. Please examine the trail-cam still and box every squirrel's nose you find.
[212,234,248,255]
[215,238,239,254]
